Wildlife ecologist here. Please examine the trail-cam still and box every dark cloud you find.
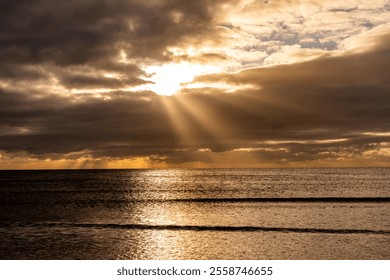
[328,7,358,13]
[0,89,177,157]
[0,0,228,65]
[58,71,147,89]
[194,33,390,136]
[170,52,231,64]
[0,64,48,81]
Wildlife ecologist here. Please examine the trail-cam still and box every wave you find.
[157,197,390,203]
[2,197,390,205]
[1,222,389,235]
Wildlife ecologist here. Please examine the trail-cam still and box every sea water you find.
[0,168,389,259]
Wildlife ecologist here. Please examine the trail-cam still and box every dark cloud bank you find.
[0,0,390,167]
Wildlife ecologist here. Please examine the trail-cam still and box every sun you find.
[142,62,218,96]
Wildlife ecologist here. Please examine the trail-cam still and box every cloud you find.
[0,0,238,94]
[1,30,390,167]
[215,0,390,68]
[55,67,148,90]
[0,0,232,65]
[0,89,175,156]
[1,0,390,168]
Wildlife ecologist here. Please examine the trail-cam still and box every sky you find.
[0,0,390,169]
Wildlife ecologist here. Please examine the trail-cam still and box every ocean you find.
[0,168,389,259]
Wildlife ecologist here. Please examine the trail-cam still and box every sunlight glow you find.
[142,63,219,96]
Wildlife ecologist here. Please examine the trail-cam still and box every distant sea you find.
[0,168,389,259]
